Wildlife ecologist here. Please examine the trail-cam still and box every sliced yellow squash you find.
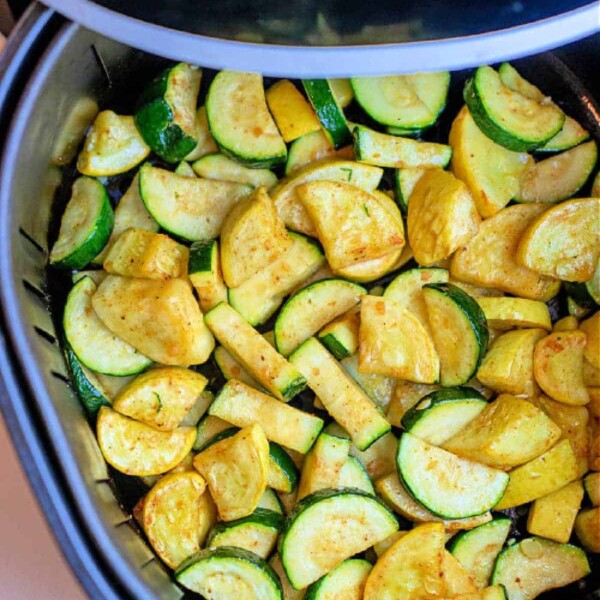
[443,550,478,596]
[475,297,551,330]
[580,311,600,370]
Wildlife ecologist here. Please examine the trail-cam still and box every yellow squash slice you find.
[516,198,600,282]
[142,472,207,569]
[297,181,404,270]
[363,522,446,600]
[359,295,439,383]
[443,550,478,596]
[442,394,562,470]
[575,507,600,553]
[495,440,579,510]
[112,367,208,431]
[475,297,551,330]
[450,203,560,300]
[449,106,533,218]
[580,311,600,370]
[96,406,197,476]
[476,328,546,396]
[192,424,270,521]
[92,275,214,366]
[533,330,589,405]
[407,168,480,266]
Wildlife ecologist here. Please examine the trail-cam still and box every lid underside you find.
[42,0,600,76]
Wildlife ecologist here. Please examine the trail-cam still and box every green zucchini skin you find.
[188,240,217,275]
[207,508,285,544]
[64,344,111,417]
[135,64,200,163]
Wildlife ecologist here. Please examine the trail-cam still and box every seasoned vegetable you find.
[188,240,228,313]
[305,558,371,600]
[192,153,278,188]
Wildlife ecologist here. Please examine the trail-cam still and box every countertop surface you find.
[0,414,86,600]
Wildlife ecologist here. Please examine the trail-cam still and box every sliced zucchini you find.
[64,344,111,417]
[96,406,196,476]
[194,415,235,452]
[497,62,545,101]
[334,246,404,284]
[92,275,214,367]
[274,279,366,357]
[280,488,398,589]
[258,489,284,514]
[397,433,509,519]
[384,267,449,331]
[449,518,512,590]
[358,295,439,384]
[214,345,260,388]
[192,153,278,189]
[386,125,426,137]
[138,163,252,242]
[394,167,427,214]
[270,554,305,600]
[272,159,383,237]
[328,78,354,108]
[302,79,352,149]
[50,177,114,269]
[204,303,306,401]
[184,105,219,162]
[401,387,486,446]
[475,296,551,330]
[209,380,323,454]
[285,129,353,175]
[422,283,488,386]
[135,63,201,163]
[228,231,324,327]
[351,72,450,129]
[363,522,446,600]
[77,110,150,176]
[188,240,228,313]
[305,558,371,600]
[176,546,283,599]
[491,537,590,600]
[142,471,206,569]
[584,472,600,506]
[518,197,600,282]
[206,71,287,168]
[207,508,284,559]
[515,140,597,203]
[338,456,375,495]
[265,79,322,143]
[298,432,350,500]
[564,260,600,308]
[318,309,359,360]
[220,186,292,288]
[71,269,107,286]
[193,424,270,521]
[112,367,207,432]
[538,116,591,152]
[290,338,391,451]
[64,277,152,376]
[174,160,196,177]
[494,439,579,510]
[449,105,533,218]
[103,228,189,280]
[354,125,452,168]
[464,66,564,151]
[179,389,214,428]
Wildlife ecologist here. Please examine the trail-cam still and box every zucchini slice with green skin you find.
[285,130,353,175]
[317,309,359,360]
[290,338,391,451]
[188,240,228,313]
[175,546,283,599]
[258,489,284,514]
[515,139,597,203]
[351,72,450,129]
[491,537,590,600]
[209,380,323,454]
[194,415,233,452]
[280,488,398,589]
[214,345,261,389]
[139,163,252,242]
[537,116,590,152]
[397,433,509,519]
[394,167,427,214]
[50,177,114,269]
[206,508,284,559]
[302,79,353,149]
[135,63,201,163]
[401,387,487,446]
[449,518,512,589]
[228,231,325,327]
[64,344,111,417]
[64,277,152,376]
[464,66,565,151]
[354,125,452,168]
[386,125,426,137]
[340,353,395,413]
[338,456,375,496]
[275,279,366,357]
[192,153,278,189]
[205,303,306,402]
[206,71,287,168]
[422,283,488,387]
[305,558,372,600]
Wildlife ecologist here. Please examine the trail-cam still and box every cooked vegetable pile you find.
[50,60,600,600]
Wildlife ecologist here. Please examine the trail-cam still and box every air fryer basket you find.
[0,10,598,600]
